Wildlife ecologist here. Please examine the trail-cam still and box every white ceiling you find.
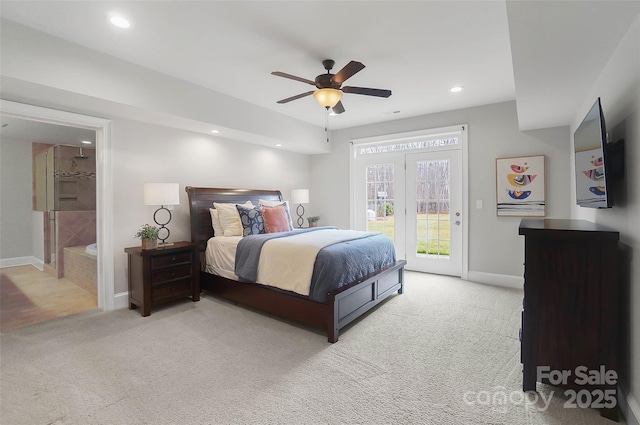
[0,1,638,138]
[0,115,96,146]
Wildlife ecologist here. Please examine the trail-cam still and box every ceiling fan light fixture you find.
[313,88,343,108]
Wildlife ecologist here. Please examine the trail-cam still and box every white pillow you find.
[259,199,294,230]
[209,208,224,237]
[213,201,254,237]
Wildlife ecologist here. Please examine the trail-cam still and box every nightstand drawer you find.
[151,252,192,270]
[152,265,192,284]
[153,279,192,300]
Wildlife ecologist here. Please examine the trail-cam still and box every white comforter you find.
[255,229,369,296]
[206,229,373,296]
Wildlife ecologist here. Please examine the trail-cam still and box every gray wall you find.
[0,138,33,259]
[312,101,571,280]
[570,15,640,417]
[110,119,310,294]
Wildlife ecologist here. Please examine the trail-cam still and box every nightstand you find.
[124,241,200,316]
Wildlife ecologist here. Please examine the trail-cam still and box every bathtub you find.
[65,245,97,297]
[85,242,97,256]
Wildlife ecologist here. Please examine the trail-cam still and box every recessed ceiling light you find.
[81,140,92,145]
[109,15,130,28]
[210,129,220,134]
[275,144,282,147]
[450,86,464,93]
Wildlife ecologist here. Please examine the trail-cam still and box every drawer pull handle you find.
[172,257,176,262]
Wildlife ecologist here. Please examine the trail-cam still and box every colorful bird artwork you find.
[591,156,603,166]
[497,157,545,216]
[589,186,606,196]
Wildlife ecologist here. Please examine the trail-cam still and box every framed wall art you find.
[496,155,546,217]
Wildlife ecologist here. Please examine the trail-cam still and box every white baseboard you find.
[113,291,130,310]
[619,386,640,425]
[0,256,44,271]
[467,271,523,289]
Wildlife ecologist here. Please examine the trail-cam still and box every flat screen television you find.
[574,98,613,208]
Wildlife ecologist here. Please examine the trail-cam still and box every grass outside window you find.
[367,214,451,256]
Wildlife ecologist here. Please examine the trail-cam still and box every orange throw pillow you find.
[262,205,291,233]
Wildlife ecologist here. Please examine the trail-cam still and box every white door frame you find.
[0,100,115,311]
[349,125,469,280]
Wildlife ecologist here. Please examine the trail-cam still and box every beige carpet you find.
[0,272,622,424]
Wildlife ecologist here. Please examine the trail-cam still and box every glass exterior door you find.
[352,126,465,276]
[354,152,406,260]
[406,150,462,275]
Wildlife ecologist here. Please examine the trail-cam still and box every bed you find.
[186,186,406,342]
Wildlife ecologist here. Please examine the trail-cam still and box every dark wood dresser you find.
[125,241,200,316]
[519,219,620,420]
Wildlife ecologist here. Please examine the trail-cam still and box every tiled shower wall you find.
[54,145,96,211]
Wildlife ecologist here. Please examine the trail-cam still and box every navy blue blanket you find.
[235,226,396,302]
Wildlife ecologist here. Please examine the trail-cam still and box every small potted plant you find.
[307,216,320,228]
[135,224,159,249]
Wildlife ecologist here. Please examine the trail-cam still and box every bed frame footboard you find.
[327,260,406,342]
[201,260,406,343]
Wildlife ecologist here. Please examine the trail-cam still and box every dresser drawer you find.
[151,251,192,270]
[152,265,192,284]
[153,279,192,301]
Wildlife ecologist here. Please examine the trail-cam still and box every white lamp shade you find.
[291,189,309,204]
[144,183,179,206]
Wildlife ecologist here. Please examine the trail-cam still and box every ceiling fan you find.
[271,59,392,115]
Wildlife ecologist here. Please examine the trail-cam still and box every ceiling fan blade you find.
[331,61,365,85]
[342,86,392,98]
[271,71,316,86]
[276,91,315,104]
[332,101,345,115]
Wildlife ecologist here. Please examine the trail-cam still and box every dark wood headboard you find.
[185,186,283,253]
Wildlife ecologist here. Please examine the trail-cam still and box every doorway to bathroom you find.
[1,101,116,324]
[0,111,103,330]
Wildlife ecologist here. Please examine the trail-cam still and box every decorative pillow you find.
[213,201,254,237]
[236,204,265,236]
[262,205,291,233]
[259,199,294,230]
[209,208,225,237]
